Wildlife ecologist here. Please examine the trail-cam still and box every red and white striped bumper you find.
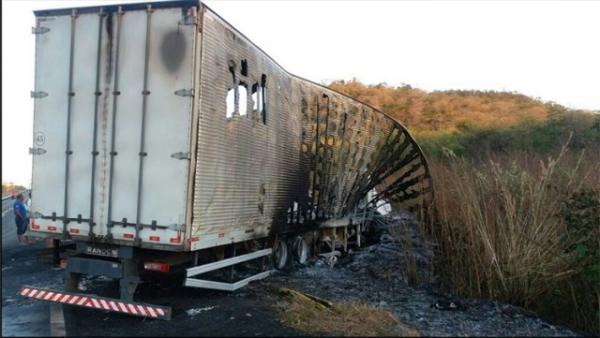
[19,286,171,320]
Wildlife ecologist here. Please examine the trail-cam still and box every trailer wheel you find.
[293,236,308,264]
[273,238,288,270]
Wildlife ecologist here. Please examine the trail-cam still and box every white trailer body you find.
[31,1,200,251]
[24,0,432,316]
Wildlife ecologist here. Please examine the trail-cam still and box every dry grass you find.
[276,288,419,337]
[424,142,600,333]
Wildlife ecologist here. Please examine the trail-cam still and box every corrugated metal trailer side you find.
[28,0,432,253]
[189,5,433,250]
[23,0,433,315]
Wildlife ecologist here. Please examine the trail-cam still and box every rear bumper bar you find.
[19,286,171,320]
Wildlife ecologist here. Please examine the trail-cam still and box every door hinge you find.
[171,152,191,160]
[29,147,47,155]
[32,26,50,34]
[174,88,194,97]
[31,91,48,98]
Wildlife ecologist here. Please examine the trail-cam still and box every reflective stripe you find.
[109,301,119,312]
[91,298,101,308]
[99,299,110,310]
[127,304,138,315]
[137,305,147,316]
[18,288,168,320]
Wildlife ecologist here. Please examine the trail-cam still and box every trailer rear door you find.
[30,3,198,249]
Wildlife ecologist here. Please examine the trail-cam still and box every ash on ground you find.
[253,210,580,337]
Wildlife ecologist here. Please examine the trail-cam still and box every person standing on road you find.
[13,193,30,245]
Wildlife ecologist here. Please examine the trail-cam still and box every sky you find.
[2,0,600,187]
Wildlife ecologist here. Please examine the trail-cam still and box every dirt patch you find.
[276,287,419,337]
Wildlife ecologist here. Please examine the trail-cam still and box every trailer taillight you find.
[143,261,169,273]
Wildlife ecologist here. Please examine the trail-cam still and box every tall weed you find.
[425,143,599,333]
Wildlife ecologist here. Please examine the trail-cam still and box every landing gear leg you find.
[119,280,139,302]
[53,239,60,265]
[64,272,81,292]
[119,258,140,302]
[228,244,236,282]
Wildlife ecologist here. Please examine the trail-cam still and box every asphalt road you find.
[1,191,298,337]
[2,190,61,337]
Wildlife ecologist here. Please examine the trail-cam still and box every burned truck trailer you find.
[23,0,432,319]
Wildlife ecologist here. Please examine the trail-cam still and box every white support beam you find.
[186,248,272,278]
[184,270,271,291]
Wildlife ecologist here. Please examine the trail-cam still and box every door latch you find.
[32,26,50,34]
[29,147,47,155]
[171,152,191,160]
[174,89,194,97]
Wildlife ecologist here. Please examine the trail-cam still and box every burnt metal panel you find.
[31,1,432,252]
[190,7,433,249]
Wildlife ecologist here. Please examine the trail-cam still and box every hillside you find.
[328,79,600,157]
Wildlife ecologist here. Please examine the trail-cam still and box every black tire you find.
[292,236,309,264]
[273,238,288,270]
